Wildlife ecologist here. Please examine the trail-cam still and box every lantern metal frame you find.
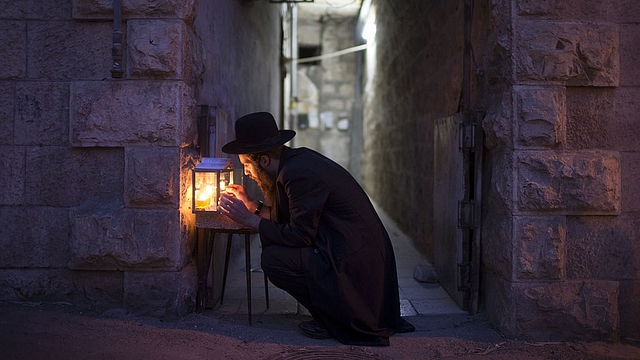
[191,158,237,214]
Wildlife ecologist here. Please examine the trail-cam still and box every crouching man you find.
[218,112,414,346]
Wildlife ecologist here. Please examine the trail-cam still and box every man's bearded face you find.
[253,160,277,206]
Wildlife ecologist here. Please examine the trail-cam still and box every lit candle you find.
[195,191,210,210]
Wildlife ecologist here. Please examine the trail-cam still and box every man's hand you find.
[218,190,261,231]
[223,184,251,206]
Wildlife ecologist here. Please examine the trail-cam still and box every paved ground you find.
[1,300,640,360]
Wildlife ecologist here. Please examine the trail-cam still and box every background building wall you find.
[293,16,359,173]
[0,0,281,317]
[361,1,465,260]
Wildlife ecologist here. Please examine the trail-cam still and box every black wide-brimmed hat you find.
[221,112,296,154]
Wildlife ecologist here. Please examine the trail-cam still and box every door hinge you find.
[459,110,485,152]
[458,122,476,151]
[458,200,477,229]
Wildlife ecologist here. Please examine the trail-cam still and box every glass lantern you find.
[192,158,236,213]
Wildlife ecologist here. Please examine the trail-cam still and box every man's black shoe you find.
[297,319,332,339]
[398,319,415,333]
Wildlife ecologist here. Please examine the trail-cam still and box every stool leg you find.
[205,231,216,309]
[196,229,215,312]
[245,233,252,326]
[220,233,233,305]
[195,228,205,312]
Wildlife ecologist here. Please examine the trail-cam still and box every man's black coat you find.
[258,146,412,345]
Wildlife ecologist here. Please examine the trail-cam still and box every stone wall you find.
[481,0,639,341]
[0,0,281,317]
[194,0,281,122]
[361,0,639,342]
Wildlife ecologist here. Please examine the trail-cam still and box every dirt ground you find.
[1,301,639,360]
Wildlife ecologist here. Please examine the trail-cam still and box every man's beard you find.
[254,163,277,207]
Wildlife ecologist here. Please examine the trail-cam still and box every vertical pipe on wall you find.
[289,3,298,133]
[111,0,124,78]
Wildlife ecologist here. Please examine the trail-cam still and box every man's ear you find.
[260,155,270,168]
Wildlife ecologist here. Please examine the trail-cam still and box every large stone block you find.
[514,216,565,280]
[181,209,197,257]
[567,214,640,280]
[621,152,640,213]
[611,88,640,152]
[70,208,186,270]
[72,0,195,21]
[483,148,514,215]
[517,150,620,214]
[516,0,617,21]
[0,0,72,19]
[27,21,112,80]
[179,148,198,255]
[482,89,513,150]
[70,81,195,147]
[567,87,640,152]
[515,21,619,86]
[0,21,26,79]
[565,88,615,150]
[481,210,513,278]
[0,268,123,305]
[619,280,640,341]
[0,147,24,205]
[617,0,640,23]
[180,147,199,212]
[483,271,517,337]
[128,20,189,80]
[481,152,515,277]
[14,82,69,146]
[0,206,70,267]
[0,82,14,144]
[515,86,565,148]
[514,280,619,341]
[619,24,640,86]
[123,262,197,318]
[125,147,179,208]
[25,147,124,207]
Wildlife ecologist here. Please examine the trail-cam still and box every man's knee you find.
[260,245,279,277]
[260,245,303,280]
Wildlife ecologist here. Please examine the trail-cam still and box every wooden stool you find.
[196,227,269,325]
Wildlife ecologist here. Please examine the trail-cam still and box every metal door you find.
[433,0,483,313]
[433,112,482,313]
